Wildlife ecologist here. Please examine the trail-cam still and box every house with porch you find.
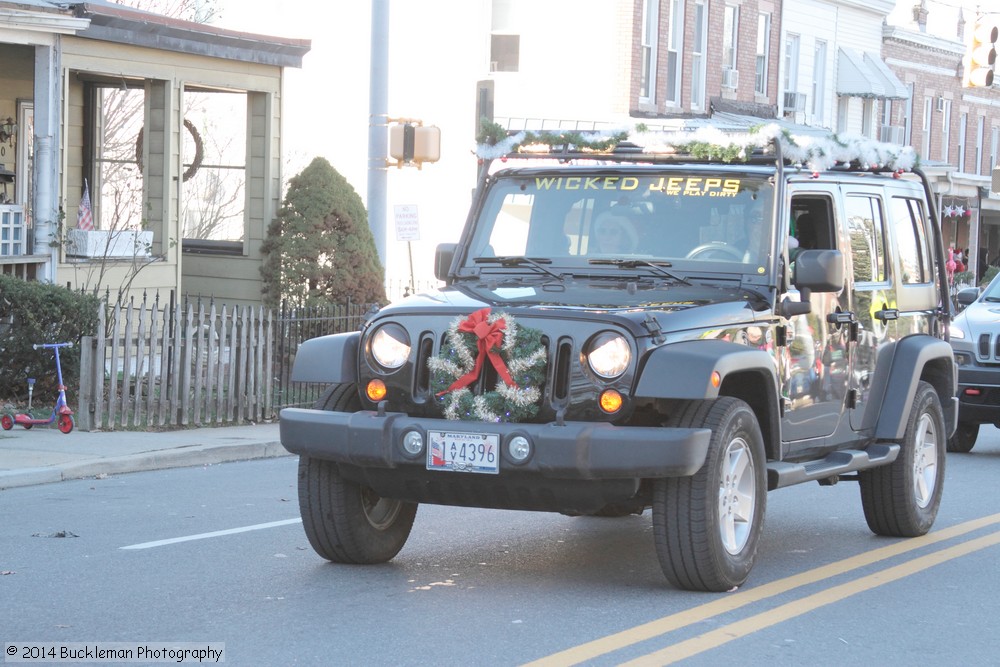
[0,0,309,306]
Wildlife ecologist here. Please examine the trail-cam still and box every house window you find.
[85,83,146,231]
[723,5,739,78]
[958,112,967,172]
[784,33,800,113]
[755,13,770,96]
[976,116,985,176]
[181,89,247,252]
[922,97,932,159]
[491,0,519,72]
[691,0,707,111]
[812,40,827,125]
[862,99,874,138]
[640,0,658,102]
[940,99,951,164]
[666,0,684,105]
[991,126,999,176]
[904,83,914,145]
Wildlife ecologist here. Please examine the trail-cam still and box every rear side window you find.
[891,197,932,284]
[845,195,888,284]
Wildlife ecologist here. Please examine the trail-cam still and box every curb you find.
[0,441,291,490]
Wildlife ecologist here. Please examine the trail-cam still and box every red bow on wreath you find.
[438,308,518,396]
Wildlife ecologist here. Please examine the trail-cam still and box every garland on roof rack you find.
[428,308,547,423]
[475,122,919,173]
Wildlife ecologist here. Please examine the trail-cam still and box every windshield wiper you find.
[588,258,691,285]
[473,256,564,280]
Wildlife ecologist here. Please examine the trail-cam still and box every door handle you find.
[875,308,899,322]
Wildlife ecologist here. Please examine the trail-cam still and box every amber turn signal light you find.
[599,389,623,413]
[366,379,387,402]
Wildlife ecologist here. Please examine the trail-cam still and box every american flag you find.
[77,180,93,231]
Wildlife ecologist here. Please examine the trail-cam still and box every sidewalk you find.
[0,420,287,490]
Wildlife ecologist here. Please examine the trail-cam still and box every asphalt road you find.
[3,431,1000,666]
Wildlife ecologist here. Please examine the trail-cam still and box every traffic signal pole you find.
[368,0,389,269]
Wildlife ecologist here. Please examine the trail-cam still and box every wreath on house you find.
[428,307,547,423]
[135,118,204,182]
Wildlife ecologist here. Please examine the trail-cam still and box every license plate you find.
[427,430,500,474]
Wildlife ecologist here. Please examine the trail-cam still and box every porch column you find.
[33,40,61,284]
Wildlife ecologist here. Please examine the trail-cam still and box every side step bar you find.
[766,443,900,490]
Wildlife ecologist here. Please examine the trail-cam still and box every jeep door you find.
[782,188,852,449]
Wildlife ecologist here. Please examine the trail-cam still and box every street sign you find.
[394,204,420,242]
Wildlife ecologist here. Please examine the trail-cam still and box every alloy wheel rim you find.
[718,437,755,555]
[913,412,939,509]
[361,487,402,530]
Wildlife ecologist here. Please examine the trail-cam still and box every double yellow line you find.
[525,513,1000,667]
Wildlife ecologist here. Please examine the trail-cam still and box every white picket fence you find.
[77,295,274,430]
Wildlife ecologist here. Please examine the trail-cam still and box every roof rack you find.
[475,122,918,174]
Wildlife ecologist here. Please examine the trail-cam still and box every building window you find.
[812,40,827,125]
[181,89,247,252]
[958,112,967,172]
[976,116,985,176]
[640,0,658,102]
[723,5,739,81]
[991,126,999,177]
[85,82,146,231]
[941,99,951,164]
[862,99,874,138]
[691,1,708,111]
[755,13,770,96]
[904,83,914,146]
[922,97,932,159]
[784,34,800,91]
[490,0,519,72]
[666,0,684,105]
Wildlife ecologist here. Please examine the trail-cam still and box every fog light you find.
[508,435,531,462]
[599,389,622,413]
[367,379,387,401]
[402,430,423,456]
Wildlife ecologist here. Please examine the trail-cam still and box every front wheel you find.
[298,384,417,564]
[653,397,767,592]
[1,414,13,430]
[58,414,74,434]
[859,381,945,537]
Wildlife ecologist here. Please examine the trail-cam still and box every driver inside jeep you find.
[591,210,639,255]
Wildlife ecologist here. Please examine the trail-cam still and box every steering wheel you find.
[685,243,744,261]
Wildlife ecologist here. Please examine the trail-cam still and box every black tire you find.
[298,384,417,564]
[652,397,767,592]
[947,421,978,453]
[859,381,945,537]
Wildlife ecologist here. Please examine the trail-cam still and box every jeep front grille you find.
[976,333,1000,364]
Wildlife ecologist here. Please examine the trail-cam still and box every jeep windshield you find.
[461,167,776,279]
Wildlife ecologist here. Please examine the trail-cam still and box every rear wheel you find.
[298,384,417,564]
[946,421,978,453]
[652,397,767,592]
[860,381,945,537]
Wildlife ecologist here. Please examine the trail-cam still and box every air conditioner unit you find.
[879,125,905,144]
[935,96,945,112]
[783,92,806,113]
[722,67,739,89]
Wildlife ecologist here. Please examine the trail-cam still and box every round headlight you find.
[371,324,411,369]
[587,333,631,378]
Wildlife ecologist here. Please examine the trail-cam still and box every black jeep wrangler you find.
[280,131,957,592]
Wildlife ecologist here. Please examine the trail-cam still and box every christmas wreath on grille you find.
[428,308,547,422]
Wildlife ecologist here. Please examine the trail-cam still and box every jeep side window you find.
[891,197,933,285]
[845,195,889,284]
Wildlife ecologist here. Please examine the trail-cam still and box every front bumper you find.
[282,407,712,512]
[955,365,1000,425]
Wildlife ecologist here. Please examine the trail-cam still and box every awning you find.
[837,48,909,100]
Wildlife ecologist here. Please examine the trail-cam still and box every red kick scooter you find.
[2,342,75,434]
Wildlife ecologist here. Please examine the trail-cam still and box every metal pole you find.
[368,0,390,271]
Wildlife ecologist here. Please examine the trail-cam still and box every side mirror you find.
[956,287,980,308]
[793,249,844,293]
[434,243,457,281]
